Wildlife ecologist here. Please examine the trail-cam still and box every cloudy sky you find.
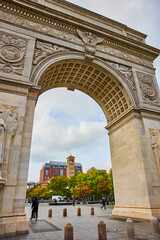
[28,0,160,182]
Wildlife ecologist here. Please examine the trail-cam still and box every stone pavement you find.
[1,203,160,240]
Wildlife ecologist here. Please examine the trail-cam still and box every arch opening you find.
[36,59,132,124]
[29,87,111,182]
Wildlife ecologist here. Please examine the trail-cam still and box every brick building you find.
[39,156,82,183]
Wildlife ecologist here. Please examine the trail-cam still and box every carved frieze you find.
[149,129,160,177]
[97,45,153,68]
[33,41,70,65]
[0,1,155,68]
[77,30,104,61]
[137,72,160,106]
[0,32,28,75]
[0,10,82,45]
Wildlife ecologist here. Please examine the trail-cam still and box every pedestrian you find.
[101,197,106,210]
[30,197,39,220]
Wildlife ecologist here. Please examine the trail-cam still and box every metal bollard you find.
[63,208,67,217]
[64,223,73,240]
[91,207,94,215]
[151,217,160,234]
[98,221,107,240]
[77,207,81,216]
[48,208,52,218]
[126,218,135,238]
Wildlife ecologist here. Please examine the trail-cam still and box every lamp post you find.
[66,186,69,202]
[50,190,52,200]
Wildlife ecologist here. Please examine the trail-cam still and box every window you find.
[54,169,57,176]
[77,170,81,173]
[46,169,49,176]
[60,169,63,176]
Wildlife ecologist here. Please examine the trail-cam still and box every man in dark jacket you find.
[30,197,39,220]
[101,197,106,210]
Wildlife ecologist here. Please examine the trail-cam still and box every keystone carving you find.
[33,41,70,65]
[77,29,104,61]
[149,129,160,177]
[0,105,18,187]
[137,72,160,106]
[0,32,28,75]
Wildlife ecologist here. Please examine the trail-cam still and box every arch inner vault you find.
[0,0,160,236]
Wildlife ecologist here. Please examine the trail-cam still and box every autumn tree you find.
[73,183,94,200]
[97,180,110,196]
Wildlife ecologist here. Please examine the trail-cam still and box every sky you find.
[28,0,160,182]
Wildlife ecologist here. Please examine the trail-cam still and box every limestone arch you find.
[31,52,136,124]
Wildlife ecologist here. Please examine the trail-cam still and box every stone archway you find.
[0,0,160,236]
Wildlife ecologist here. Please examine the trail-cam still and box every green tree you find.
[108,169,114,196]
[27,185,50,199]
[49,176,70,196]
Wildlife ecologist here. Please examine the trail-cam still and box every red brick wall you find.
[40,166,82,183]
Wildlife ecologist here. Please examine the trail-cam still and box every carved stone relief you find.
[137,72,160,106]
[149,129,160,177]
[106,61,135,91]
[77,29,104,61]
[0,104,18,186]
[0,32,28,75]
[33,41,70,65]
[97,45,153,68]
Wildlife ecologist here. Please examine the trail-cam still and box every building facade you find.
[40,156,82,183]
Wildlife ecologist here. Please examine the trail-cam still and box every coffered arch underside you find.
[36,57,133,123]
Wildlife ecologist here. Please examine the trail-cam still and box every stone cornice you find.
[106,107,160,134]
[1,0,159,63]
[13,0,147,39]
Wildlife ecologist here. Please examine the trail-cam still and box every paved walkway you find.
[1,203,160,240]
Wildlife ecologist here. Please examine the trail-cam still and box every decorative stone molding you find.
[33,41,70,65]
[149,129,160,177]
[97,45,153,68]
[0,31,28,75]
[0,0,157,68]
[0,104,18,185]
[77,29,104,61]
[137,72,160,106]
[0,8,82,44]
[126,33,143,42]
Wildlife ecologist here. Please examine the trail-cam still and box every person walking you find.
[30,197,39,220]
[101,197,106,210]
